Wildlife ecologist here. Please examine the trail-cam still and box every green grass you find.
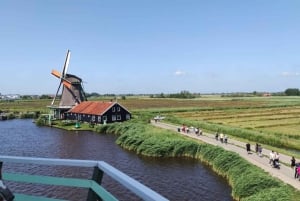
[95,120,300,201]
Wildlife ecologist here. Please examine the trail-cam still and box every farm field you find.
[157,96,300,154]
[174,106,300,135]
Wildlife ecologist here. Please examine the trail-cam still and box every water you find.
[0,119,233,201]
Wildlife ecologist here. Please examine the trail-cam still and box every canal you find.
[0,119,233,201]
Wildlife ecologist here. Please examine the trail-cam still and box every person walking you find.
[295,163,300,178]
[291,156,296,169]
[246,143,251,154]
[220,133,224,143]
[258,144,262,157]
[273,152,280,168]
[224,135,228,144]
[269,151,275,165]
[215,132,219,141]
[255,143,259,154]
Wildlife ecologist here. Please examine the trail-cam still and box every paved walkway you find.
[150,120,300,190]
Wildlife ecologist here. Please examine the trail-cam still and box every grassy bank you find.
[95,120,300,201]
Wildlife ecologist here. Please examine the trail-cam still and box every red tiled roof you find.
[68,101,115,115]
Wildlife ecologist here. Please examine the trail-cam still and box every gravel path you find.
[151,120,300,190]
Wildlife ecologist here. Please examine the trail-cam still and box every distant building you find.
[0,94,21,100]
[263,93,272,97]
[66,101,131,124]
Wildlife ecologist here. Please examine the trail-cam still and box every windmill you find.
[49,50,87,119]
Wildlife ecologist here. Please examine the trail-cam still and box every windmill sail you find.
[51,50,87,107]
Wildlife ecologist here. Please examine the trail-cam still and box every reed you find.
[95,121,299,201]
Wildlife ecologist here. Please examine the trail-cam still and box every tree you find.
[40,94,52,99]
[169,90,195,99]
[284,88,300,96]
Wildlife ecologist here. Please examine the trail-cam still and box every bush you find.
[35,116,47,126]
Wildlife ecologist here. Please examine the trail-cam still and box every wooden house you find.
[65,101,131,124]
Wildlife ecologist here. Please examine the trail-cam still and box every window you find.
[126,114,130,120]
[103,116,107,121]
[112,107,115,112]
[112,115,116,121]
[98,116,101,122]
[117,107,121,112]
[117,115,121,120]
[92,115,95,122]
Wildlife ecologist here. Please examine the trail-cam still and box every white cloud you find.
[281,72,300,77]
[174,70,186,76]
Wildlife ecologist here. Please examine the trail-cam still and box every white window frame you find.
[112,115,116,121]
[117,115,121,120]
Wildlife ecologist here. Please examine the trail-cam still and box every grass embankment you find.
[95,120,300,201]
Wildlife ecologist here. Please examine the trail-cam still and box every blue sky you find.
[0,0,300,95]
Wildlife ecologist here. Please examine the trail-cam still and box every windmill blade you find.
[51,81,62,105]
[51,69,62,79]
[52,69,72,84]
[62,50,71,77]
[62,80,72,89]
[81,82,87,101]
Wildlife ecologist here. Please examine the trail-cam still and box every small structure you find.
[66,101,131,124]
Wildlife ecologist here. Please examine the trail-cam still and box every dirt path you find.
[151,120,300,190]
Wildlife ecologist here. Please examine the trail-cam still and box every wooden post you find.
[86,166,104,201]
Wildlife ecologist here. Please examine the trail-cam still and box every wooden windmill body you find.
[49,50,87,119]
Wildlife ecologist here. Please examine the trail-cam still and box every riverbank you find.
[151,120,300,190]
[94,120,300,201]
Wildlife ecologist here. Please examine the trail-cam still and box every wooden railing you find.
[0,155,169,201]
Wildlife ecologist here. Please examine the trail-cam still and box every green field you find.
[155,96,300,155]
